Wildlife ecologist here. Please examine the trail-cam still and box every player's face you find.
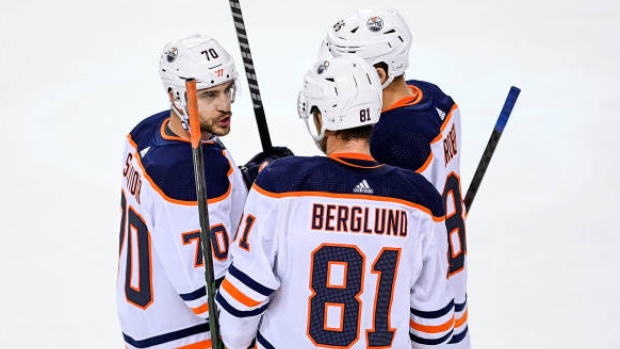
[196,81,235,136]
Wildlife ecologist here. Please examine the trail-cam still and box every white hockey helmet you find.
[322,7,412,88]
[159,33,237,130]
[297,54,382,146]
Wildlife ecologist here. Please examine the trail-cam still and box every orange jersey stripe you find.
[221,279,262,308]
[410,315,455,334]
[455,308,468,328]
[177,339,212,349]
[191,302,209,315]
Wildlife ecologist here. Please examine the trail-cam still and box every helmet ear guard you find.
[159,33,238,130]
[322,7,412,89]
[165,88,185,119]
[298,54,383,148]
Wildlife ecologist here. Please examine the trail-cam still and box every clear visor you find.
[227,81,237,104]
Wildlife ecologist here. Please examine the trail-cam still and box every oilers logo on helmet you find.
[159,33,237,130]
[366,17,383,32]
[316,60,329,74]
[165,47,178,63]
[322,7,413,88]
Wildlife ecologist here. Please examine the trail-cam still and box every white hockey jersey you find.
[217,153,455,349]
[116,111,247,349]
[371,80,470,347]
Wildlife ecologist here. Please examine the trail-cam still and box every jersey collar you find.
[382,84,423,113]
[328,152,383,169]
[161,118,217,145]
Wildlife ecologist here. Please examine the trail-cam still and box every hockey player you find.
[217,54,455,349]
[116,33,248,349]
[321,7,470,347]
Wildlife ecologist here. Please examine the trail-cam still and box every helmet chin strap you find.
[170,99,191,131]
[303,118,327,152]
[168,87,190,131]
[381,74,395,89]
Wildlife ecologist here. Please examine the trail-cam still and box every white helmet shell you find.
[323,7,412,88]
[297,54,382,145]
[159,33,237,129]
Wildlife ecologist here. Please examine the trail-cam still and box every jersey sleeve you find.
[409,216,455,348]
[217,184,281,349]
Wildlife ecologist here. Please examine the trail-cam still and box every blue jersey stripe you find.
[409,329,453,346]
[229,264,275,297]
[123,322,209,348]
[410,300,454,319]
[257,331,277,349]
[449,325,468,344]
[179,287,206,301]
[455,295,467,312]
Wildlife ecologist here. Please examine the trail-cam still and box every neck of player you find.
[325,132,371,157]
[382,77,414,110]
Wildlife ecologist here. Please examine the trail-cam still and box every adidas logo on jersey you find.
[436,107,446,120]
[140,146,150,158]
[353,179,373,194]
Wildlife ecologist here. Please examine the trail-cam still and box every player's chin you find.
[210,125,231,137]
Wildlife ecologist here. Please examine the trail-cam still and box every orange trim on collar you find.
[160,118,191,143]
[328,152,375,161]
[382,85,423,113]
[160,118,217,145]
[328,152,383,169]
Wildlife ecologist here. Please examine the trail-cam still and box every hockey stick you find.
[185,79,224,349]
[228,0,273,152]
[463,86,521,213]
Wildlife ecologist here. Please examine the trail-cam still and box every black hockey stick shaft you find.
[464,86,520,213]
[185,79,224,349]
[228,0,273,152]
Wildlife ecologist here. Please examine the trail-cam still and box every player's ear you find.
[312,108,323,133]
[375,67,388,85]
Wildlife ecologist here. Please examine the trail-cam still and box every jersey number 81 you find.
[307,244,400,348]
